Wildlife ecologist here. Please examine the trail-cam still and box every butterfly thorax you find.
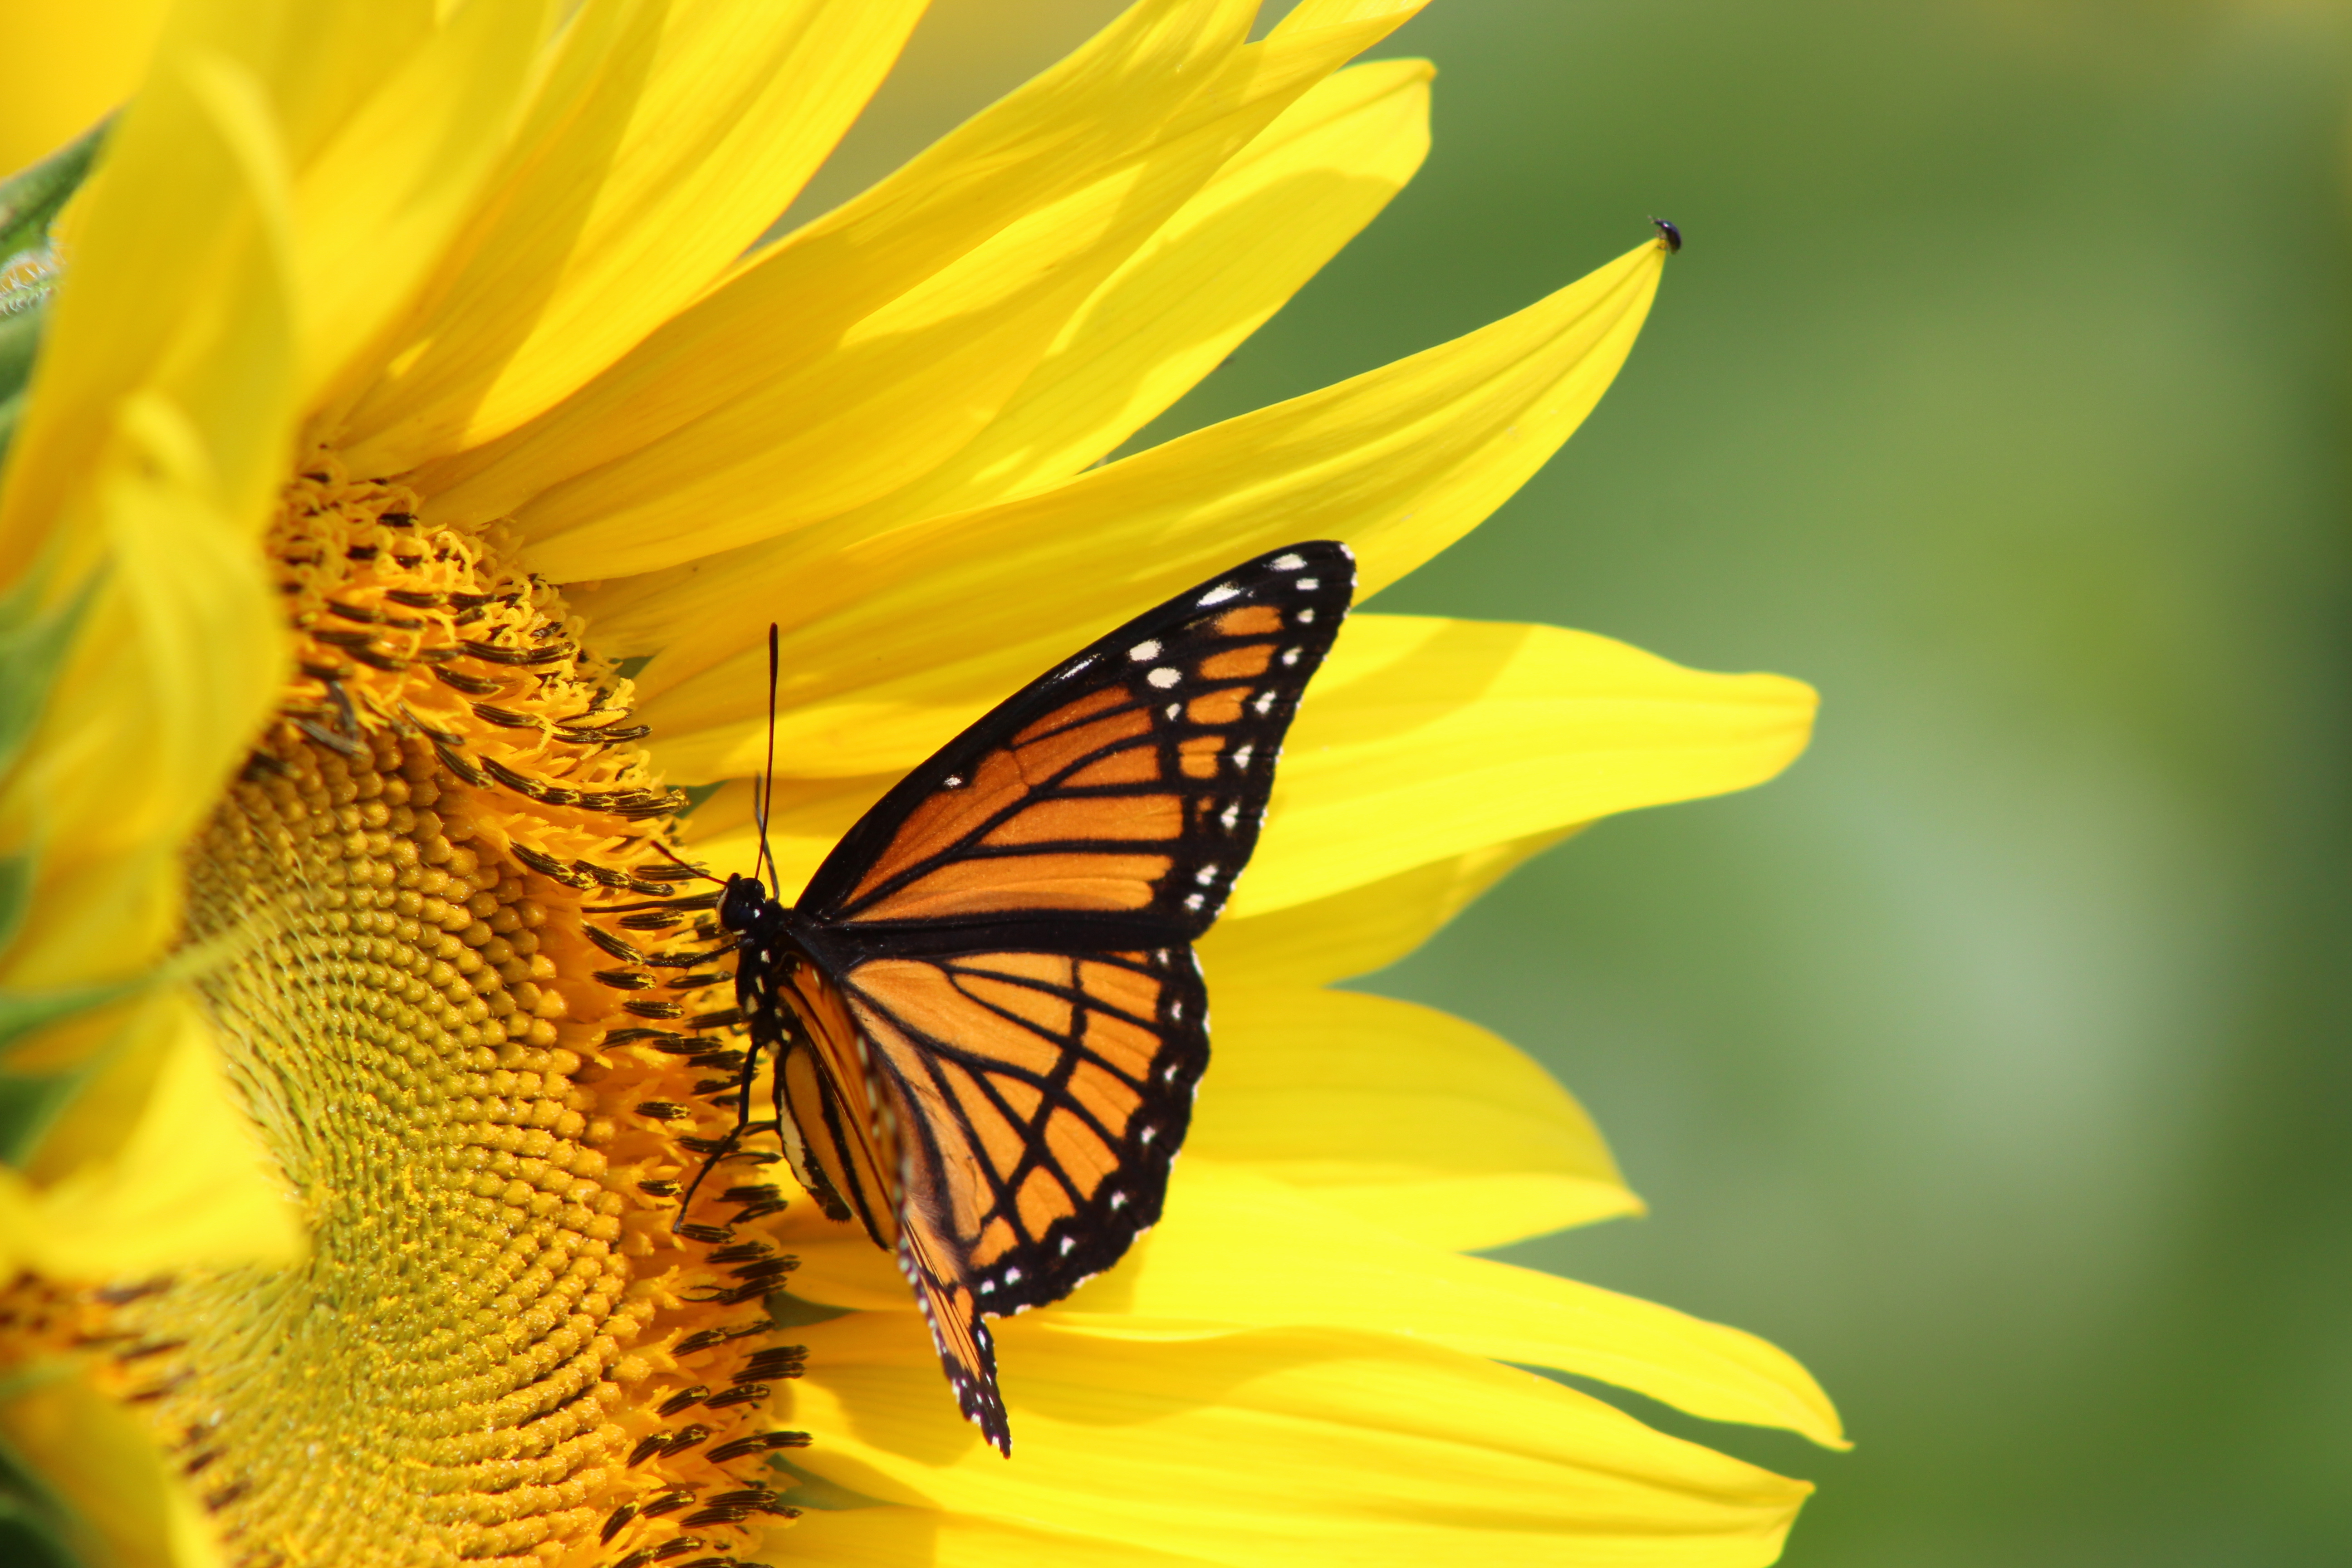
[717,873,799,1021]
[720,872,845,977]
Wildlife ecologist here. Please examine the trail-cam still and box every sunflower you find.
[0,3,1838,1567]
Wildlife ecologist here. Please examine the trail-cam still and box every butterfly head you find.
[718,871,774,934]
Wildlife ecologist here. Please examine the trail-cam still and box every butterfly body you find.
[706,542,1357,1453]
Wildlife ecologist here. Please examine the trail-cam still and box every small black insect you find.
[1652,217,1683,253]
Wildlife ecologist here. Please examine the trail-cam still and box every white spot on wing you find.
[1184,892,1205,910]
[1296,608,1316,624]
[1195,864,1219,884]
[1252,690,1277,715]
[1128,639,1161,662]
[1219,803,1241,829]
[1198,583,1240,606]
[1147,666,1181,689]
[1059,1235,1077,1255]
[1272,553,1306,570]
[942,774,965,788]
[1231,743,1255,770]
[1297,578,1319,591]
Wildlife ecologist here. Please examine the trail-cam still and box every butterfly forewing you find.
[801,542,1355,941]
[724,542,1354,1456]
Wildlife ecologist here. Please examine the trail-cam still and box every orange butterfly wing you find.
[725,542,1353,1453]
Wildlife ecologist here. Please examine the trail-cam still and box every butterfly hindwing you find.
[731,907,1020,1445]
[733,925,897,1236]
[839,945,1208,1313]
[719,542,1354,1455]
[897,1221,1006,1449]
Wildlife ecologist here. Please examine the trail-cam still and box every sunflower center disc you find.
[74,456,807,1567]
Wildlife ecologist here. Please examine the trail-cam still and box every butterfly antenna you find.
[645,838,722,884]
[755,622,781,898]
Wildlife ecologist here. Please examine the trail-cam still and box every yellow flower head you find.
[0,3,1838,1567]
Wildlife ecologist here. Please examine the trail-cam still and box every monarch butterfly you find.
[684,540,1354,1453]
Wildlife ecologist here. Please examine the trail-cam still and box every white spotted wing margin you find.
[726,542,1355,1457]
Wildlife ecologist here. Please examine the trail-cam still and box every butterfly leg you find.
[671,1011,776,1232]
[672,1123,741,1230]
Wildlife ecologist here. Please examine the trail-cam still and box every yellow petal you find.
[1199,828,1568,987]
[1230,613,1818,914]
[822,53,1436,524]
[2,400,286,990]
[0,1365,225,1568]
[1185,984,1637,1249]
[336,0,929,471]
[676,771,877,897]
[0,0,167,175]
[0,9,299,582]
[626,244,1666,782]
[1060,1164,1846,1447]
[240,3,435,169]
[0,988,300,1279]
[0,15,296,1130]
[410,0,1265,524]
[774,1310,1811,1568]
[778,1509,1213,1568]
[289,0,552,406]
[578,53,1433,667]
[414,0,1425,578]
[782,1162,1837,1450]
[7,0,472,454]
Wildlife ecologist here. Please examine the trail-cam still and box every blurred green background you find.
[851,0,2352,1561]
[1298,2,2352,1561]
